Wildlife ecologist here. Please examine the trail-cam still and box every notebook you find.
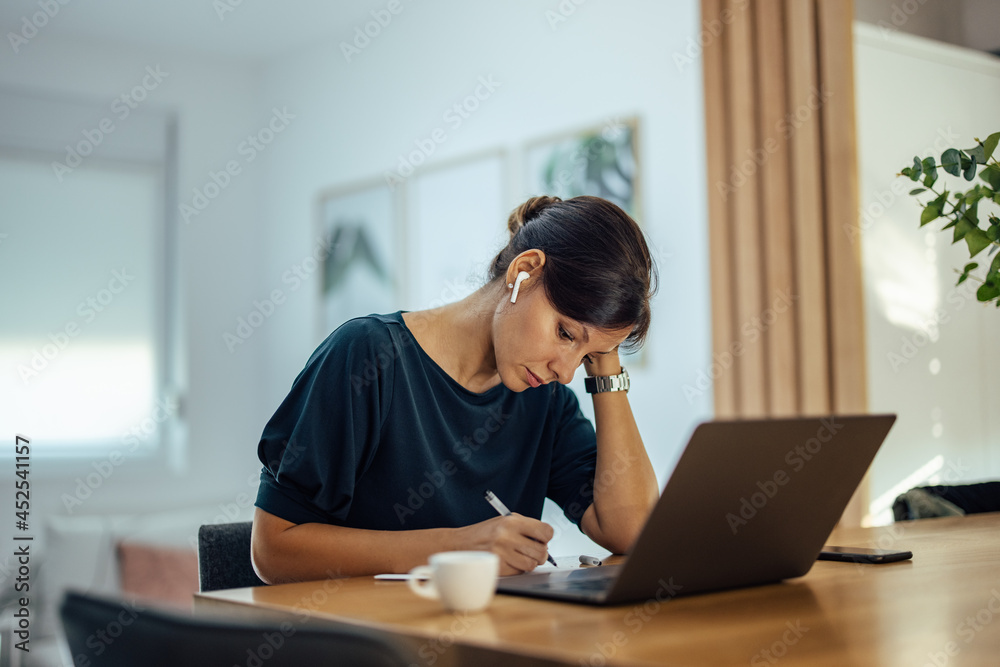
[496,414,897,605]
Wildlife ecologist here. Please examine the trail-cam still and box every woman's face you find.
[493,280,631,392]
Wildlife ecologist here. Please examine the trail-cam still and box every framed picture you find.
[404,149,510,311]
[524,117,647,367]
[315,177,404,337]
[524,116,641,219]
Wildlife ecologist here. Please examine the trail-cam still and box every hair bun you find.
[507,195,562,238]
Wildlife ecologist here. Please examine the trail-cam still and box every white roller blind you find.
[0,89,176,458]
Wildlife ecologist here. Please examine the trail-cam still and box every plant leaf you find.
[983,164,1000,191]
[957,262,978,285]
[964,185,985,207]
[965,227,991,258]
[941,148,962,176]
[988,218,1000,243]
[967,144,986,164]
[920,204,940,226]
[964,154,978,181]
[909,188,927,195]
[984,132,1000,162]
[953,215,975,242]
[921,157,938,188]
[976,280,1000,303]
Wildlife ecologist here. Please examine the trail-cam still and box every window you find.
[0,89,179,460]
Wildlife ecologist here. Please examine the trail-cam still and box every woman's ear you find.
[505,249,546,285]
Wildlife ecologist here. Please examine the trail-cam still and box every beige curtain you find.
[702,0,869,523]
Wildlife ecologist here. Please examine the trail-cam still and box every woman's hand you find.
[583,346,622,377]
[455,514,554,575]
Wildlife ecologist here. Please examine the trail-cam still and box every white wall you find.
[256,0,712,555]
[854,22,1000,523]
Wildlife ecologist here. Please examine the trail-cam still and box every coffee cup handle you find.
[407,566,438,600]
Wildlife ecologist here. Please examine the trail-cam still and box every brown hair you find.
[489,195,656,351]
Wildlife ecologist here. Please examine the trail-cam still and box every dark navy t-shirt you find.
[255,312,597,532]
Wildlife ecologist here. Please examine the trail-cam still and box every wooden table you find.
[195,513,1000,666]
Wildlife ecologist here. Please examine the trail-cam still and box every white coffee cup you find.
[407,551,500,612]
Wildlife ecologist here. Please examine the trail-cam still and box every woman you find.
[252,195,660,584]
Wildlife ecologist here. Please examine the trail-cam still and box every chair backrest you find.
[60,590,417,667]
[197,521,265,592]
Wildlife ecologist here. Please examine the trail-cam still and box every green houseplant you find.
[900,131,1000,305]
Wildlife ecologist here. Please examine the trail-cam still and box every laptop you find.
[496,414,897,605]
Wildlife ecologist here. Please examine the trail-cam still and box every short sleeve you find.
[254,317,395,525]
[545,386,597,526]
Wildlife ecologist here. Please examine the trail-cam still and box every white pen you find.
[484,489,558,567]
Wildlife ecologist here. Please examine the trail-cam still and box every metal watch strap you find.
[584,367,629,394]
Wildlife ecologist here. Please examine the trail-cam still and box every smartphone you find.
[818,546,913,564]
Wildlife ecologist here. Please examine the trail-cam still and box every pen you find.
[484,489,558,567]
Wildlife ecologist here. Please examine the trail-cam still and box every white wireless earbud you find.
[509,271,530,304]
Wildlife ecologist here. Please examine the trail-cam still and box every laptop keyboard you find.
[545,576,614,592]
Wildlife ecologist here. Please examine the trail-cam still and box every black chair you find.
[893,482,1000,521]
[198,521,266,591]
[60,590,416,667]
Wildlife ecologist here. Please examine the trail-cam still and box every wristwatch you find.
[584,366,629,394]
